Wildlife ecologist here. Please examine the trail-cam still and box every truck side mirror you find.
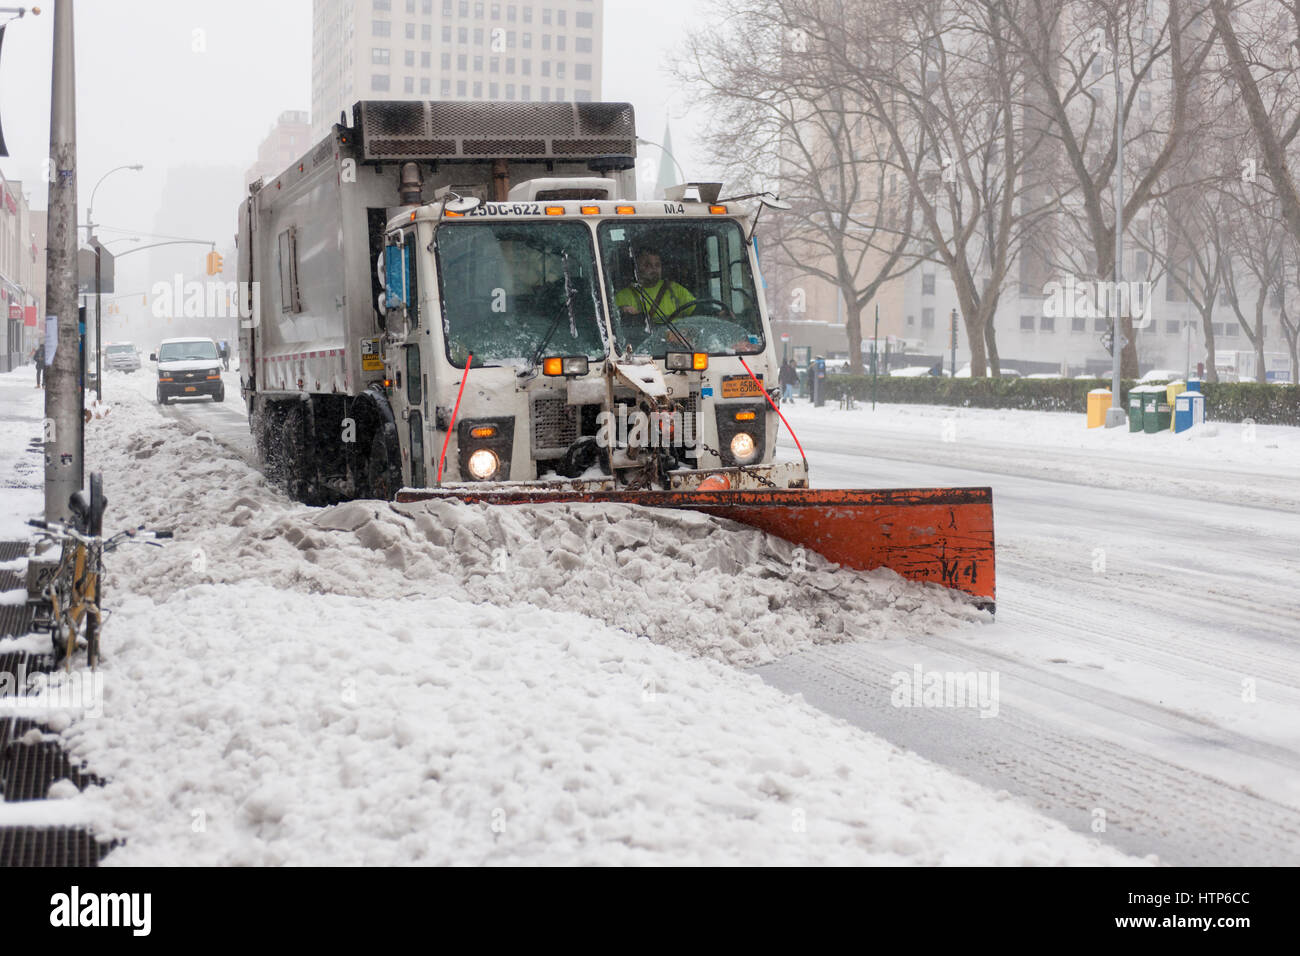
[384,243,408,309]
[149,352,157,361]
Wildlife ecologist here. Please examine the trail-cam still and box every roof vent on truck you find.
[350,101,637,169]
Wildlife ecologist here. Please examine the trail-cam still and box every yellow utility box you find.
[1087,389,1111,428]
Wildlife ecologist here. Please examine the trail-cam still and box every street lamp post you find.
[85,164,142,401]
[1105,1,1157,426]
[1105,12,1129,427]
[635,136,687,186]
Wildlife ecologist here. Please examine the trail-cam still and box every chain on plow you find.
[700,443,778,487]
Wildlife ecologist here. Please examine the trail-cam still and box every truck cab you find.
[379,190,801,493]
[239,101,804,503]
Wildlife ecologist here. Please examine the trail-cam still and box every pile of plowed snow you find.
[94,389,985,667]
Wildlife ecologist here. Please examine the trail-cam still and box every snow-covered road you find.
[767,402,1300,864]
[151,369,255,462]
[12,370,1295,864]
[2,369,1139,865]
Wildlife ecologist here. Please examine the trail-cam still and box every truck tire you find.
[213,385,225,403]
[281,404,313,503]
[367,427,401,501]
[259,403,288,485]
[157,387,169,406]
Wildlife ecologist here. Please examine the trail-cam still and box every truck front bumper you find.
[404,460,809,497]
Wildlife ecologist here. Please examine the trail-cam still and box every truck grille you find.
[531,396,578,458]
[675,395,698,446]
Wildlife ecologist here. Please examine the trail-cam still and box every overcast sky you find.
[0,0,712,299]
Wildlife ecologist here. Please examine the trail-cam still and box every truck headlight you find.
[467,448,500,480]
[665,352,708,371]
[542,356,589,377]
[730,432,757,463]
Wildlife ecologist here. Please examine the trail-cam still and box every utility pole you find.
[1104,8,1128,427]
[871,302,880,410]
[85,163,142,402]
[43,0,80,522]
[950,308,958,377]
[93,238,101,400]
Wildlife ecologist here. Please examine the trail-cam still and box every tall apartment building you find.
[311,0,605,141]
[246,111,313,186]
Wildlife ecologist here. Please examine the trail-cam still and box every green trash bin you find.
[1142,387,1163,434]
[1128,386,1145,432]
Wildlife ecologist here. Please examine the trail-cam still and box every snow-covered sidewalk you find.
[779,399,1300,512]
[0,367,46,540]
[5,370,1142,864]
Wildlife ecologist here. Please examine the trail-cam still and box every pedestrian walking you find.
[31,343,45,388]
[779,358,799,403]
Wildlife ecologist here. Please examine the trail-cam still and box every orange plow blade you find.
[395,486,996,612]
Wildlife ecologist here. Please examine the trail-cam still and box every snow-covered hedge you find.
[1200,382,1300,426]
[824,375,1300,425]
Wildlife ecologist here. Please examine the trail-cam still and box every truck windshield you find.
[158,341,218,361]
[597,218,765,358]
[435,221,607,370]
[107,345,135,354]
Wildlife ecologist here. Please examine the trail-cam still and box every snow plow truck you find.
[236,101,995,610]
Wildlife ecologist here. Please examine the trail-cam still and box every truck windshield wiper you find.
[523,250,578,376]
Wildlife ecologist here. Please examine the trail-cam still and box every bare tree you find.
[1003,0,1221,377]
[793,0,1057,376]
[1210,0,1300,249]
[1222,187,1288,382]
[676,0,920,373]
[1277,240,1300,382]
[1157,186,1233,380]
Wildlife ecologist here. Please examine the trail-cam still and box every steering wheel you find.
[665,297,738,323]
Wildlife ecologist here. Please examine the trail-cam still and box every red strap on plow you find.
[738,356,807,470]
[436,353,472,485]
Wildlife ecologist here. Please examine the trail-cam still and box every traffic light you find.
[205,250,223,275]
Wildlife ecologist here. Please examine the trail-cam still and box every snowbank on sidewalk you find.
[783,399,1300,470]
[68,582,1136,866]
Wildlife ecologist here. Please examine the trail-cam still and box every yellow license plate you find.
[721,376,764,399]
[184,386,197,392]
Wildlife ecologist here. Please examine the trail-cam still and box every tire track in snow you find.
[758,643,1300,865]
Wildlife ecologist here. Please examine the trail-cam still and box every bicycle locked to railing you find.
[26,472,172,670]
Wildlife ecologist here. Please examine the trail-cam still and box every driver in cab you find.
[614,249,695,324]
